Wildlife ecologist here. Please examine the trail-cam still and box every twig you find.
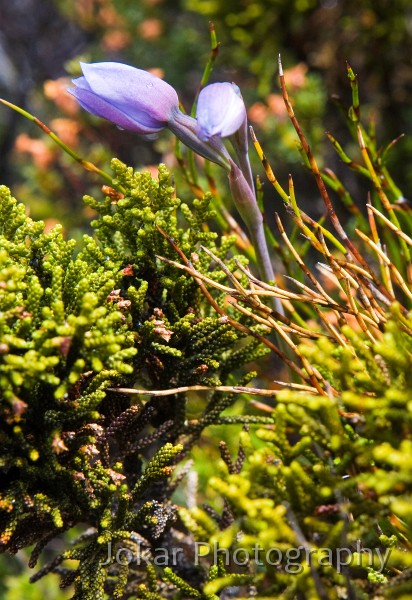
[0,98,123,191]
[356,229,412,301]
[278,56,395,305]
[367,204,412,247]
[156,224,327,392]
[108,385,282,397]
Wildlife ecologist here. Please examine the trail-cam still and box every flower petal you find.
[68,86,164,134]
[196,82,246,141]
[68,62,179,133]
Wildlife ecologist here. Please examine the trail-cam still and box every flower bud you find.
[196,82,247,142]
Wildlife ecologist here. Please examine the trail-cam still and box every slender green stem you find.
[0,98,124,192]
[326,132,370,180]
[191,21,220,117]
[357,126,411,266]
[346,62,360,124]
[228,159,284,316]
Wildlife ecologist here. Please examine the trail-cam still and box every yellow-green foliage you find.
[183,308,412,599]
[0,164,267,599]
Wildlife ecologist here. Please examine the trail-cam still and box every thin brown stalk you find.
[275,213,340,306]
[356,229,412,301]
[313,306,349,347]
[156,225,319,387]
[199,245,250,295]
[367,204,412,246]
[273,380,320,393]
[356,281,386,323]
[367,196,394,295]
[156,255,234,292]
[227,297,325,340]
[278,57,395,305]
[108,384,282,398]
[343,278,378,344]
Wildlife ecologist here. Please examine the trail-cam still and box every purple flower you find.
[195,82,247,142]
[69,62,231,169]
[68,62,179,134]
[196,82,254,191]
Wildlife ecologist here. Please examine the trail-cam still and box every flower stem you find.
[0,98,123,191]
[228,159,284,316]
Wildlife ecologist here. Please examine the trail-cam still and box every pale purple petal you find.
[196,82,246,141]
[69,85,166,134]
[68,62,179,134]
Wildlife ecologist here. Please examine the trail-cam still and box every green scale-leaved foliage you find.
[181,308,412,599]
[0,162,268,599]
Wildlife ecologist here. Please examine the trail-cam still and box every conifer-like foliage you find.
[0,162,267,599]
[182,311,412,598]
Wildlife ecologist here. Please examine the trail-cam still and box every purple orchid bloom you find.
[69,62,179,134]
[69,62,231,169]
